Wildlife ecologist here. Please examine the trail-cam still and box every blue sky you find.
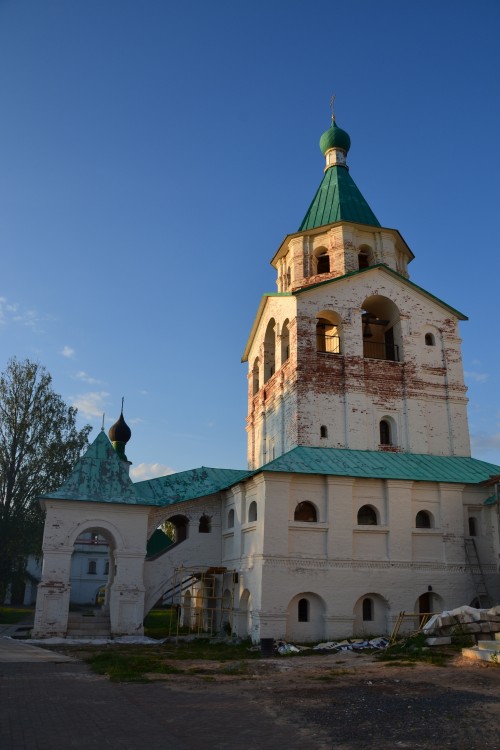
[1,0,499,478]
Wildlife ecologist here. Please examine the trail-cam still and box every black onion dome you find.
[108,412,131,443]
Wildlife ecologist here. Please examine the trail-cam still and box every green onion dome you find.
[319,120,351,155]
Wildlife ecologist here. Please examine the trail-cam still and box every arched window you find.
[468,517,477,537]
[227,509,235,529]
[320,425,328,439]
[286,268,291,288]
[199,515,211,533]
[317,252,330,274]
[264,319,276,383]
[169,515,189,542]
[298,598,309,622]
[316,316,340,354]
[248,501,257,523]
[362,295,401,362]
[358,251,370,269]
[379,419,391,446]
[357,505,378,525]
[281,319,290,364]
[252,358,260,396]
[362,597,373,621]
[416,510,431,528]
[294,502,317,522]
[88,560,97,575]
[425,333,435,346]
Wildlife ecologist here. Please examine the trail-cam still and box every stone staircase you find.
[66,610,111,638]
[462,633,500,664]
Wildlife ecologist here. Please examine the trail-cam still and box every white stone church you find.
[33,113,500,642]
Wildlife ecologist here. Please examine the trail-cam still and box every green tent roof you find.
[40,431,153,505]
[299,165,380,231]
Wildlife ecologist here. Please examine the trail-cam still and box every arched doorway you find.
[416,591,443,625]
[239,589,252,638]
[70,528,114,610]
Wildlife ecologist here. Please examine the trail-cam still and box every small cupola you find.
[108,399,132,464]
[319,104,351,171]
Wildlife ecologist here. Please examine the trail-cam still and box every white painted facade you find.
[33,119,500,642]
[33,500,150,637]
[243,225,469,469]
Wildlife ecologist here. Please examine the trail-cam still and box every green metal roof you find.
[484,495,498,506]
[43,436,499,511]
[146,528,175,558]
[40,431,156,505]
[258,447,500,485]
[134,466,251,506]
[299,165,380,231]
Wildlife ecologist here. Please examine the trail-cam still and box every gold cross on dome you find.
[330,94,336,123]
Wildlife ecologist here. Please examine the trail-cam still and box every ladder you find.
[464,538,492,608]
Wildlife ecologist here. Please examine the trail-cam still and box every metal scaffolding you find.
[164,565,237,638]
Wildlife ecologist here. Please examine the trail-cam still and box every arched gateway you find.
[33,419,150,638]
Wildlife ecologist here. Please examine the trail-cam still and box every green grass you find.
[376,633,452,667]
[0,606,34,624]
[83,638,260,682]
[143,608,191,639]
[86,650,185,682]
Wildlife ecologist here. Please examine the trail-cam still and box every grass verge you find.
[0,606,34,624]
[376,633,452,667]
[83,639,260,682]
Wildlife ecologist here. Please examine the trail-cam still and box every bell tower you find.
[243,111,470,470]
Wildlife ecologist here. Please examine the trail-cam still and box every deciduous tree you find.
[0,358,91,602]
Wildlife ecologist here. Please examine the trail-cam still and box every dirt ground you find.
[60,646,500,750]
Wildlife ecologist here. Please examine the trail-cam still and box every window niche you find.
[362,597,373,621]
[248,501,257,523]
[357,505,378,525]
[294,502,317,522]
[424,332,435,346]
[320,425,328,439]
[227,509,235,529]
[379,419,392,446]
[263,319,276,383]
[199,515,211,533]
[298,598,309,622]
[316,252,330,274]
[416,510,432,529]
[316,312,341,354]
[252,358,260,396]
[281,319,290,364]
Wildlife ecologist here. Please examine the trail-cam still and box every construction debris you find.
[313,637,389,652]
[422,604,500,640]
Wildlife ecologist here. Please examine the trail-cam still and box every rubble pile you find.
[423,605,500,643]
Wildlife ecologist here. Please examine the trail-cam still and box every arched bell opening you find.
[362,295,402,362]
